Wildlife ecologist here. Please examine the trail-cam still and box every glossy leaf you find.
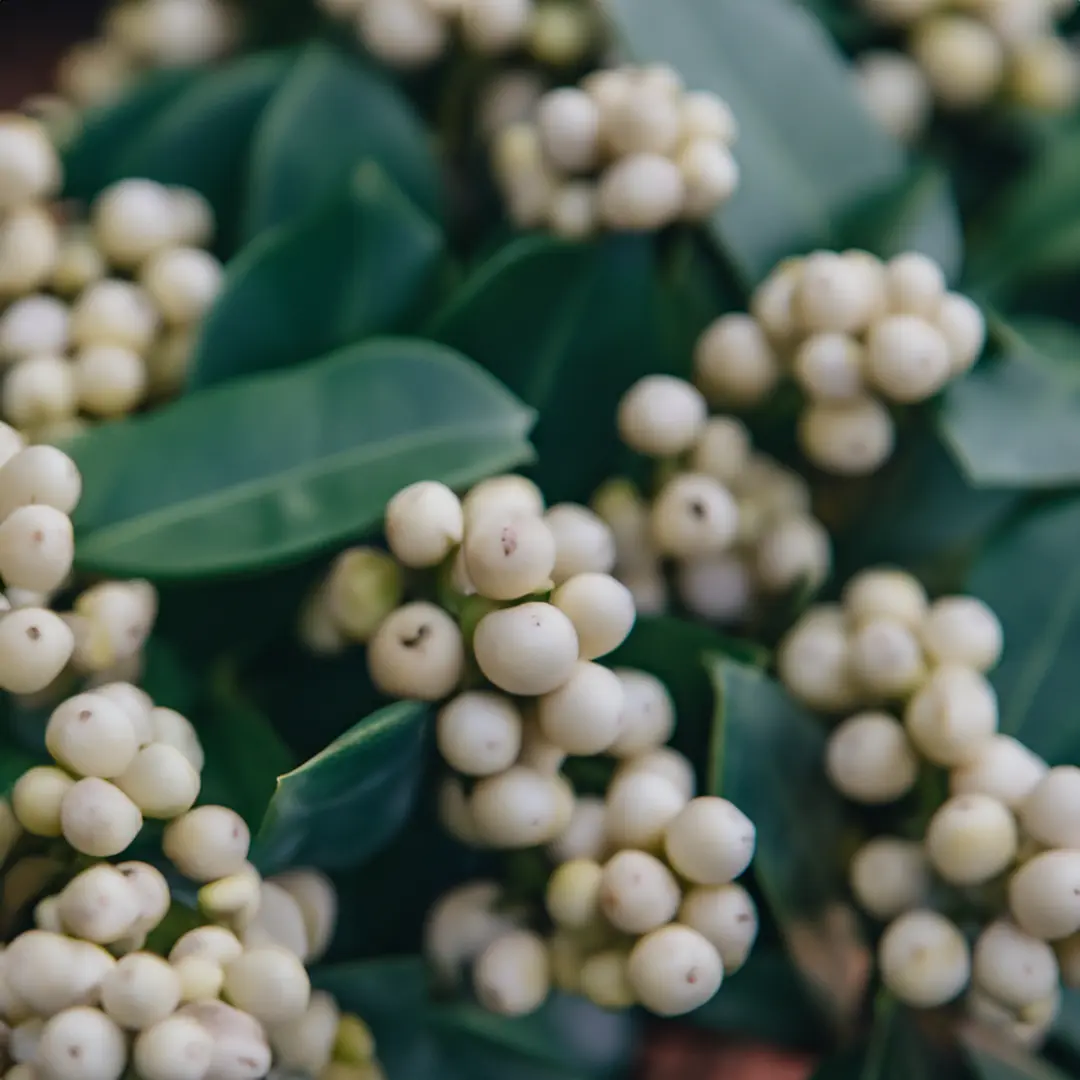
[711,657,870,1031]
[243,42,440,239]
[940,318,1080,489]
[428,234,656,503]
[189,162,444,389]
[253,700,430,873]
[966,497,1080,765]
[597,0,929,285]
[963,1021,1071,1080]
[68,338,535,578]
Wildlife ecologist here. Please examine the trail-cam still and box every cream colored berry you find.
[798,396,895,476]
[436,691,522,776]
[1010,850,1080,941]
[600,849,681,934]
[693,314,780,408]
[115,861,171,934]
[973,920,1058,1011]
[777,607,858,713]
[614,745,697,801]
[951,734,1047,809]
[367,601,464,701]
[59,862,142,944]
[678,90,737,145]
[0,205,60,298]
[198,865,261,926]
[0,420,24,469]
[865,315,951,403]
[849,837,928,920]
[848,617,925,698]
[491,121,544,189]
[463,474,544,525]
[38,1007,127,1080]
[550,572,634,661]
[545,859,603,929]
[855,50,932,141]
[936,292,986,375]
[71,579,157,671]
[547,182,598,240]
[358,0,447,66]
[912,15,1005,109]
[173,956,225,1003]
[222,946,309,1024]
[52,228,107,297]
[650,473,739,558]
[755,514,831,594]
[617,375,707,458]
[473,601,578,695]
[0,444,82,518]
[921,595,1003,672]
[676,554,752,624]
[0,116,60,210]
[627,924,723,1017]
[904,664,998,766]
[538,661,623,755]
[604,79,682,158]
[61,777,143,857]
[678,883,758,974]
[842,568,927,629]
[460,0,531,54]
[690,416,751,484]
[0,607,74,693]
[150,707,205,772]
[384,481,464,569]
[1020,766,1080,849]
[177,1001,271,1080]
[141,247,223,326]
[101,952,181,1029]
[46,691,138,779]
[163,805,250,882]
[133,1015,214,1080]
[926,794,1018,886]
[69,279,159,353]
[665,797,756,886]
[796,251,878,335]
[5,931,113,1017]
[580,950,635,1010]
[879,910,970,1007]
[423,881,519,983]
[324,546,403,642]
[678,139,739,219]
[169,927,244,967]
[598,153,686,232]
[92,180,179,269]
[0,294,69,360]
[548,795,607,863]
[3,354,77,430]
[269,990,339,1076]
[605,770,687,852]
[245,880,312,959]
[464,511,556,601]
[73,345,148,417]
[536,88,601,173]
[607,669,675,758]
[544,504,615,584]
[116,743,201,818]
[169,187,215,248]
[12,765,73,836]
[471,767,567,848]
[792,333,863,402]
[473,930,550,1017]
[825,711,917,804]
[1010,34,1080,112]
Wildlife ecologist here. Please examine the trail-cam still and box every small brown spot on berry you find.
[688,500,707,520]
[26,625,40,641]
[78,709,92,721]
[31,530,44,543]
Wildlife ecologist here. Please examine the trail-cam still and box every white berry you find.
[0,444,81,516]
[1020,766,1080,849]
[608,668,675,757]
[38,1007,127,1080]
[163,805,250,882]
[926,794,1018,886]
[472,930,550,1017]
[973,920,1058,1011]
[367,601,465,701]
[597,154,686,232]
[1010,850,1080,941]
[116,743,201,818]
[538,661,624,755]
[141,247,223,325]
[849,837,928,920]
[12,765,74,835]
[879,910,970,1007]
[473,602,579,695]
[436,691,523,776]
[693,314,780,407]
[798,396,895,475]
[904,664,998,766]
[825,711,918,803]
[550,572,634,661]
[679,883,758,974]
[664,797,756,885]
[920,596,1003,672]
[951,734,1048,809]
[605,770,687,852]
[464,511,556,601]
[69,279,159,352]
[617,375,707,458]
[384,481,464,569]
[599,849,681,934]
[777,607,858,713]
[61,777,143,857]
[536,88,600,173]
[627,924,723,1017]
[548,795,607,864]
[223,946,310,1024]
[842,568,927,628]
[133,1015,214,1080]
[471,767,569,848]
[101,952,181,1029]
[0,607,74,693]
[92,180,178,269]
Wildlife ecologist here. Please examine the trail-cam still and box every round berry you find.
[627,924,723,1017]
[12,765,74,836]
[548,794,607,864]
[58,863,142,944]
[842,568,928,629]
[0,607,73,693]
[936,292,986,374]
[973,920,1058,1011]
[61,777,143,857]
[854,50,932,141]
[608,669,675,757]
[551,572,635,661]
[676,554,752,624]
[544,504,615,584]
[865,315,951,403]
[904,664,998,766]
[538,661,624,755]
[38,1007,126,1080]
[472,930,550,1017]
[912,14,1005,109]
[536,88,601,173]
[69,279,159,352]
[605,770,687,852]
[545,858,603,929]
[1020,766,1080,849]
[45,691,139,779]
[599,849,681,934]
[597,153,686,232]
[0,444,82,517]
[798,396,895,476]
[650,473,739,558]
[140,247,223,325]
[617,375,707,458]
[367,601,465,701]
[879,910,970,1007]
[849,837,928,920]
[1010,850,1080,941]
[926,794,1018,886]
[471,766,568,848]
[115,743,201,818]
[664,796,756,885]
[133,1015,214,1080]
[3,354,77,431]
[436,691,523,776]
[464,511,556,601]
[473,602,579,696]
[777,607,858,713]
[825,711,918,804]
[693,314,780,407]
[163,805,250,882]
[848,617,925,698]
[223,946,310,1024]
[385,481,464,569]
[951,735,1048,810]
[793,333,864,402]
[101,952,182,1029]
[920,595,1003,673]
[678,883,758,974]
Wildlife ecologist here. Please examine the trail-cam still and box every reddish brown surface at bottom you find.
[637,1025,819,1080]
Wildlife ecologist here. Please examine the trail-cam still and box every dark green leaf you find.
[712,657,870,1029]
[597,0,929,285]
[253,700,430,872]
[139,637,199,715]
[940,318,1080,489]
[62,69,201,201]
[1053,988,1080,1063]
[964,1021,1072,1080]
[837,163,964,282]
[0,743,45,798]
[428,234,656,503]
[861,997,958,1080]
[68,338,535,579]
[966,497,1080,764]
[189,162,443,390]
[243,42,440,239]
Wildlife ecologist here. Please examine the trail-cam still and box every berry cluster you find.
[598,374,830,624]
[0,680,383,1080]
[695,249,986,476]
[854,0,1079,141]
[0,118,224,440]
[491,65,739,237]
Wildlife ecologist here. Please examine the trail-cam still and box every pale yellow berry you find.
[12,765,74,836]
[1010,850,1080,941]
[627,924,723,1017]
[580,950,635,1009]
[842,568,928,629]
[608,669,675,758]
[849,837,928,920]
[920,595,1003,672]
[545,859,603,929]
[223,945,310,1024]
[599,849,681,934]
[664,796,756,885]
[163,805,250,882]
[777,607,858,713]
[912,14,1005,109]
[825,711,918,803]
[367,602,464,701]
[904,664,998,766]
[92,180,179,269]
[678,883,758,974]
[384,481,464,569]
[73,345,148,418]
[951,734,1048,810]
[101,951,182,1029]
[116,743,201,818]
[879,910,970,1007]
[140,247,224,325]
[597,154,686,232]
[693,314,780,408]
[61,777,143,857]
[926,794,1018,886]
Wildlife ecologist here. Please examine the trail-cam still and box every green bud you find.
[326,548,404,643]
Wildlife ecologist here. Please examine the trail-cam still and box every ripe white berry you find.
[951,734,1047,809]
[169,187,215,248]
[46,691,140,782]
[614,745,697,801]
[473,601,579,696]
[1010,850,1080,941]
[792,332,863,403]
[324,546,403,641]
[384,481,464,569]
[170,926,245,966]
[0,294,69,361]
[536,88,601,173]
[0,205,60,298]
[865,315,951,403]
[605,79,682,158]
[884,252,945,315]
[269,990,339,1076]
[543,505,615,584]
[61,777,143,857]
[52,228,107,297]
[777,607,858,713]
[848,617,925,698]
[367,601,465,701]
[548,795,607,863]
[904,664,998,766]
[3,354,77,430]
[436,691,523,776]
[0,607,74,693]
[842,568,927,629]
[678,139,739,219]
[1020,766,1080,849]
[464,511,556,600]
[471,767,567,848]
[579,950,635,1010]
[617,376,707,458]
[855,50,932,141]
[650,473,739,558]
[755,514,831,594]
[607,669,675,758]
[679,90,737,145]
[690,417,751,485]
[794,251,876,335]
[879,910,970,1007]
[798,396,895,475]
[849,837,928,920]
[149,707,204,772]
[133,1015,214,1080]
[973,920,1058,1011]
[73,344,148,417]
[825,711,917,804]
[0,117,60,209]
[177,1001,271,1080]
[605,770,687,852]
[424,881,520,983]
[926,794,1018,886]
[173,956,224,1002]
[550,572,634,661]
[547,182,598,239]
[678,883,758,974]
[222,945,310,1024]
[356,0,447,66]
[920,595,1003,673]
[71,579,157,671]
[163,805,250,882]
[600,849,681,934]
[141,247,223,326]
[627,924,723,1017]
[912,15,1005,110]
[665,797,756,886]
[463,474,544,525]
[115,743,201,818]
[538,661,624,755]
[101,952,182,1029]
[38,1007,127,1080]
[5,930,114,1017]
[546,859,603,929]
[676,554,752,624]
[473,930,550,1017]
[115,861,171,934]
[598,153,686,232]
[12,765,74,836]
[936,292,986,374]
[693,314,780,408]
[91,180,179,269]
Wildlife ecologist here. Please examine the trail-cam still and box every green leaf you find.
[597,0,930,285]
[860,997,957,1080]
[966,497,1080,764]
[62,69,202,201]
[189,162,444,390]
[964,1021,1072,1080]
[939,318,1080,489]
[253,700,430,873]
[68,338,535,579]
[837,163,964,283]
[711,657,869,1029]
[113,52,294,255]
[243,42,440,240]
[428,234,656,503]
